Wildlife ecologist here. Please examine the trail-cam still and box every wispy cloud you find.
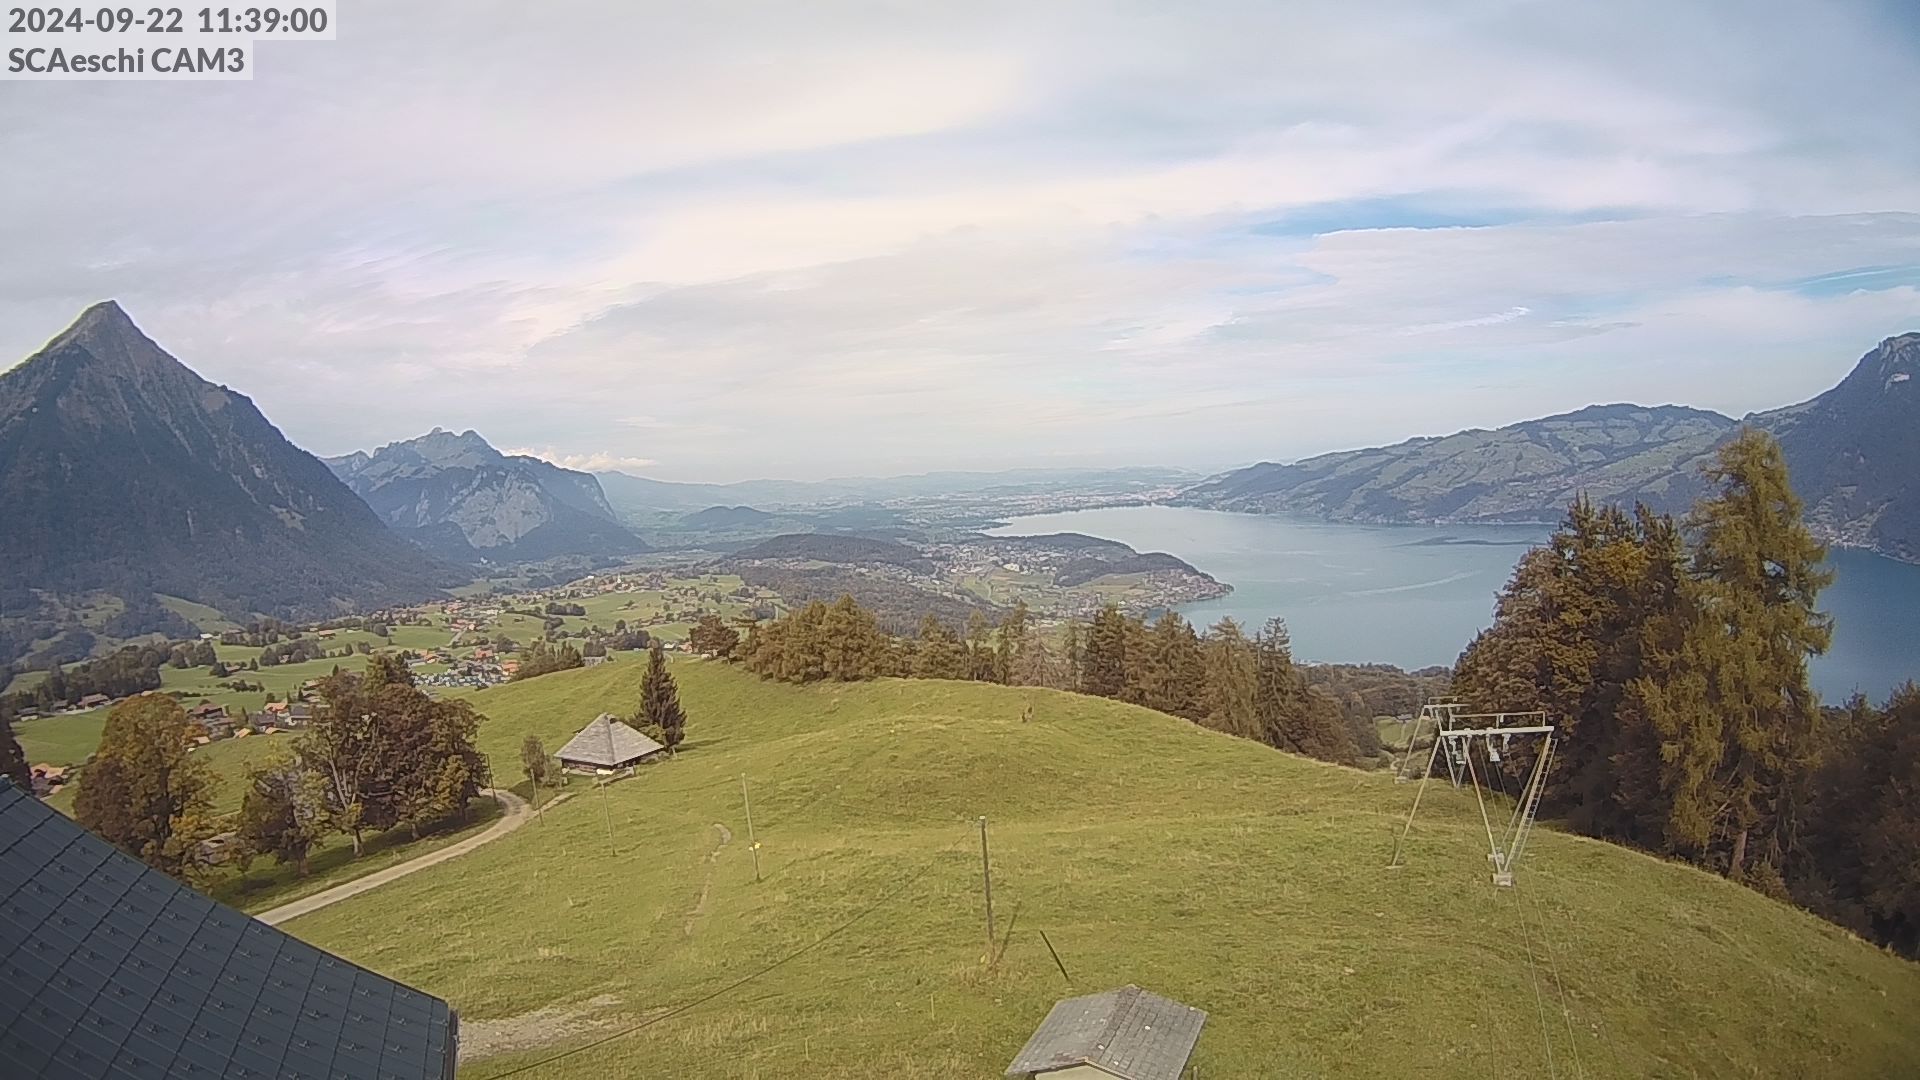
[505,448,660,474]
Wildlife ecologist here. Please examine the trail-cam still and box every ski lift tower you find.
[1388,705,1556,887]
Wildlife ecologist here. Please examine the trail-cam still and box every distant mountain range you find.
[596,465,1198,517]
[326,430,648,563]
[1176,334,1920,562]
[0,302,460,663]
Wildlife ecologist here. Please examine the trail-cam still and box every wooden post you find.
[596,775,615,849]
[741,773,761,883]
[979,815,995,956]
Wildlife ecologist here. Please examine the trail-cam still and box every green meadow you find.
[251,660,1920,1078]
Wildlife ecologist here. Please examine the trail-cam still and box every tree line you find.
[714,596,1378,766]
[1453,429,1918,955]
[68,655,489,881]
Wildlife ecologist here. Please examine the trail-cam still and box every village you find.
[6,568,780,802]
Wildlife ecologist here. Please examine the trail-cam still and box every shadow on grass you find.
[207,794,505,910]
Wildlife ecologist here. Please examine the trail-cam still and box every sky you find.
[2,0,1918,481]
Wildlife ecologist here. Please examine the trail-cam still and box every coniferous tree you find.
[965,612,998,682]
[640,641,687,754]
[1201,618,1258,739]
[1142,612,1206,720]
[1081,605,1129,698]
[913,614,969,680]
[1689,428,1833,878]
[0,703,30,791]
[995,601,1031,685]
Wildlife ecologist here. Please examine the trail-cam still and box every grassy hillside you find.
[270,662,1917,1077]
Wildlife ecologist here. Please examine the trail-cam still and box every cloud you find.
[1,0,1917,478]
[505,448,659,474]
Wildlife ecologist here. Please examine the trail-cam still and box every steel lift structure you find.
[1388,698,1556,887]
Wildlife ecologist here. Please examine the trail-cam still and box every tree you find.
[521,734,553,789]
[1251,618,1354,764]
[965,612,997,682]
[640,641,688,754]
[208,660,230,678]
[235,755,331,876]
[689,614,741,659]
[995,601,1031,685]
[1141,612,1206,720]
[1201,618,1258,739]
[513,640,584,681]
[365,651,414,689]
[74,695,218,877]
[913,614,969,680]
[1081,605,1130,698]
[0,703,30,792]
[1689,428,1834,879]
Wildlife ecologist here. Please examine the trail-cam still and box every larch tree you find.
[1201,618,1258,740]
[1688,427,1833,880]
[640,640,688,755]
[74,694,218,877]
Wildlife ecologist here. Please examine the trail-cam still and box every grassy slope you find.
[271,662,1920,1079]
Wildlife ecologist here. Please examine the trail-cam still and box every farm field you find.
[264,661,1920,1078]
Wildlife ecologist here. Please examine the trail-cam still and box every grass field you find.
[259,661,1920,1078]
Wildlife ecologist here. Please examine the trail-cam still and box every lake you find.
[987,505,1920,705]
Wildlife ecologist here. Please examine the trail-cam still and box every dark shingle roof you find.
[0,781,457,1079]
[1005,985,1206,1080]
[555,713,664,768]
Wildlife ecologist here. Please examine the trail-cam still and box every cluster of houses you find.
[415,656,511,691]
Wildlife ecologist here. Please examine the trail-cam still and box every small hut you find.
[1005,985,1207,1080]
[556,713,665,774]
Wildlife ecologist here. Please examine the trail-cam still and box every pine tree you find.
[641,641,687,754]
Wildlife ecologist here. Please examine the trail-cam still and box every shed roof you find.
[556,713,664,767]
[0,780,457,1079]
[1005,985,1206,1080]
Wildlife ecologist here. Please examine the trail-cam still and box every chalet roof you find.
[1005,985,1206,1080]
[0,781,457,1079]
[556,713,663,768]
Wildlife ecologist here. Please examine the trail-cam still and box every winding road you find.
[257,787,565,926]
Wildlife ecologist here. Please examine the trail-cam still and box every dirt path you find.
[257,787,567,926]
[682,822,734,937]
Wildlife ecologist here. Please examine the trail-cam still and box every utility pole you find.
[741,773,761,883]
[979,815,995,957]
